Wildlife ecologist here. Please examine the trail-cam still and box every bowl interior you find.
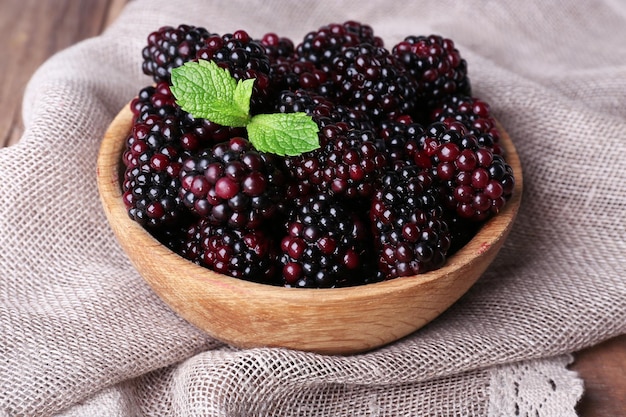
[96,105,523,355]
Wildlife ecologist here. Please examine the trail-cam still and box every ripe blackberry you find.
[330,43,418,121]
[279,193,375,288]
[123,85,188,228]
[376,116,426,168]
[142,24,213,83]
[259,32,295,62]
[283,122,387,200]
[430,95,503,155]
[195,30,273,113]
[122,153,183,228]
[269,57,335,97]
[392,35,471,111]
[179,137,287,229]
[370,165,451,279]
[274,89,374,131]
[182,219,279,284]
[411,123,515,222]
[297,21,383,68]
[129,82,246,153]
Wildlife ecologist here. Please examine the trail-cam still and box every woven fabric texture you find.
[1,0,625,416]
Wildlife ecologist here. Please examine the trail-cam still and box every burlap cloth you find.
[1,0,625,415]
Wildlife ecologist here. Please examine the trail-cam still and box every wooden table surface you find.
[1,0,624,415]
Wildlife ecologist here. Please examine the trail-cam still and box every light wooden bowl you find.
[97,105,522,355]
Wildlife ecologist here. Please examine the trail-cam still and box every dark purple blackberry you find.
[274,89,374,131]
[123,82,248,228]
[195,30,273,113]
[269,57,334,97]
[392,35,471,111]
[182,219,279,284]
[122,85,187,228]
[129,82,246,154]
[142,24,213,83]
[122,152,183,228]
[376,115,426,168]
[279,193,376,288]
[411,123,515,222]
[430,95,503,155]
[296,21,383,68]
[259,32,295,62]
[179,137,287,229]
[370,165,451,279]
[329,43,418,121]
[283,123,387,200]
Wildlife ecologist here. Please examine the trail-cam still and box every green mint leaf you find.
[247,113,320,156]
[170,59,252,127]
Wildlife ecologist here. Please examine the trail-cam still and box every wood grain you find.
[0,0,623,411]
[0,0,127,147]
[574,334,626,416]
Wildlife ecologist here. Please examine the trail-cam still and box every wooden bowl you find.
[97,105,522,355]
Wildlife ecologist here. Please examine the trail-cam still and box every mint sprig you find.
[170,60,253,127]
[170,59,320,156]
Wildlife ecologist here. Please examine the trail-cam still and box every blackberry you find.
[430,95,503,155]
[142,24,213,83]
[122,84,188,228]
[329,43,418,120]
[274,89,334,118]
[182,219,279,284]
[274,89,374,131]
[196,30,273,113]
[283,123,387,200]
[370,165,451,279]
[392,35,471,111]
[122,81,249,228]
[411,123,515,222]
[179,137,287,229]
[269,57,335,97]
[279,193,376,288]
[129,82,246,153]
[297,21,383,68]
[376,116,426,168]
[259,32,295,62]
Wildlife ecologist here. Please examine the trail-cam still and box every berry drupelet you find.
[279,193,376,288]
[376,115,426,169]
[142,24,214,83]
[370,165,451,279]
[178,137,287,229]
[274,88,374,131]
